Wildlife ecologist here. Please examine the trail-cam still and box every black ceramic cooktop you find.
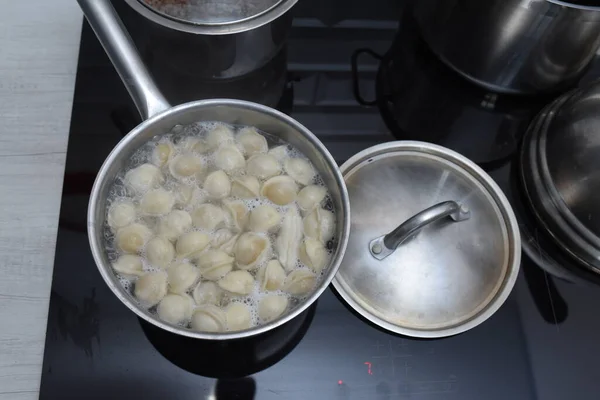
[39,0,600,399]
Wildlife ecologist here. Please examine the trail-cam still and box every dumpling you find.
[223,199,249,232]
[146,237,175,268]
[178,136,207,154]
[191,305,227,332]
[116,223,153,254]
[284,158,315,186]
[151,141,174,167]
[258,294,288,322]
[248,205,281,232]
[157,294,193,325]
[261,176,298,206]
[237,127,268,156]
[256,260,286,291]
[231,176,260,198]
[107,200,136,231]
[167,262,201,293]
[168,154,204,181]
[303,208,335,243]
[134,271,168,307]
[218,270,254,295]
[192,281,223,306]
[275,208,303,271]
[205,124,235,150]
[203,170,231,199]
[191,204,228,231]
[297,185,327,213]
[194,250,234,281]
[157,210,192,242]
[112,254,144,277]
[226,302,252,331]
[246,154,281,179]
[283,269,316,296]
[268,145,288,162]
[175,231,211,258]
[174,184,205,208]
[211,229,239,255]
[234,232,270,270]
[124,164,164,194]
[299,238,329,274]
[140,188,174,216]
[214,145,245,173]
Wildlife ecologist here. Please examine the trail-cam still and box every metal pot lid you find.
[332,142,520,338]
[138,0,286,25]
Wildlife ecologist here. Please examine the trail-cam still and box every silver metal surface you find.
[333,142,521,338]
[369,201,470,261]
[414,0,600,94]
[79,0,351,340]
[521,80,600,273]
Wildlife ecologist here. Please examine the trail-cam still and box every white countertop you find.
[0,1,82,398]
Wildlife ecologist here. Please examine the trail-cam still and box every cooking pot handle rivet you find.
[369,201,470,260]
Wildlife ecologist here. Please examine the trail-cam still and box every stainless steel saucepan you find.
[80,0,521,340]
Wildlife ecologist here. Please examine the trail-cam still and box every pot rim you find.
[122,0,298,35]
[87,98,351,340]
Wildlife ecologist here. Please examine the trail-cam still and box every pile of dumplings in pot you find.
[104,122,336,333]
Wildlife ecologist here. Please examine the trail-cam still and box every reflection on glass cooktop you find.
[40,1,538,399]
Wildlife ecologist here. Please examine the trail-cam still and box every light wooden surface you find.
[0,1,82,398]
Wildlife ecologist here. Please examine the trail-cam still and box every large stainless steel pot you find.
[414,0,600,95]
[80,0,350,340]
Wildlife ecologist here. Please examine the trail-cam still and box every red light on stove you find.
[338,380,343,385]
[364,362,372,375]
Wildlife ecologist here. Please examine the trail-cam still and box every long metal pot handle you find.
[77,0,171,120]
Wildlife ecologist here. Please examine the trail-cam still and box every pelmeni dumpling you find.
[140,188,174,216]
[261,176,298,206]
[107,200,136,232]
[275,208,303,271]
[151,141,174,167]
[124,164,164,194]
[178,136,207,154]
[174,184,205,208]
[168,154,204,181]
[191,204,228,231]
[191,305,226,332]
[246,154,281,179]
[284,158,315,186]
[237,127,268,156]
[283,269,316,296]
[234,232,270,270]
[193,281,223,306]
[223,200,249,232]
[205,124,235,150]
[211,229,239,255]
[157,294,193,325]
[167,262,201,293]
[157,210,192,242]
[226,302,252,331]
[112,254,144,277]
[175,231,211,258]
[297,185,327,213]
[134,271,168,307]
[214,145,245,173]
[268,145,288,162]
[258,294,288,322]
[248,205,281,232]
[116,223,153,254]
[146,236,175,268]
[194,250,234,281]
[256,259,286,291]
[217,270,254,295]
[299,238,329,274]
[303,208,335,243]
[203,170,231,199]
[231,176,260,198]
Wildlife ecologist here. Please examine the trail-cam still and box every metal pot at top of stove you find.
[413,0,600,95]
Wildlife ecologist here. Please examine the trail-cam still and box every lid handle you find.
[369,201,470,260]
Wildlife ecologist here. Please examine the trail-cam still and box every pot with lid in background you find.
[333,142,521,338]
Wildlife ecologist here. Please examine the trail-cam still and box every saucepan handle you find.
[369,201,471,260]
[77,0,170,120]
